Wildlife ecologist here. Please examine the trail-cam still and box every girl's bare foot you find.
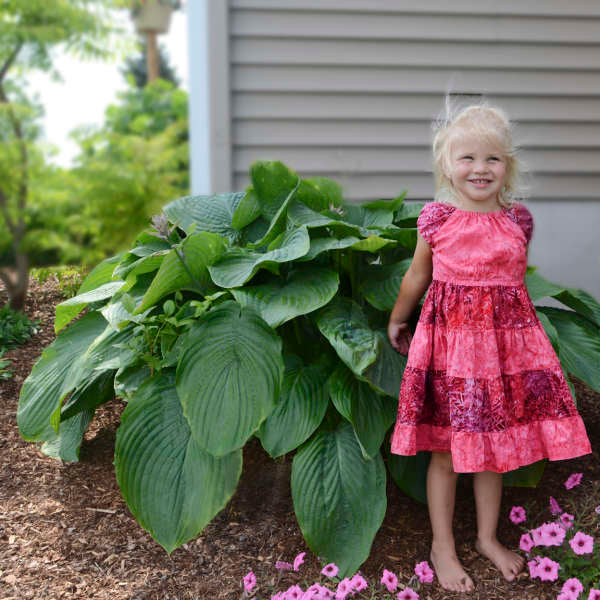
[475,537,525,581]
[430,544,475,592]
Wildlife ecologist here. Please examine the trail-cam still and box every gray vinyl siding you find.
[206,0,600,296]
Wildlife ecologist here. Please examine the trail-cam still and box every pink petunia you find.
[270,593,283,600]
[335,577,353,600]
[396,587,419,600]
[531,525,545,546]
[588,589,600,600]
[536,557,560,582]
[284,584,304,600]
[276,560,293,571]
[560,513,575,530]
[595,505,600,515]
[321,563,339,578]
[381,569,399,592]
[243,571,257,592]
[549,496,562,515]
[293,552,306,572]
[509,505,527,524]
[414,561,435,583]
[569,531,594,555]
[562,577,584,598]
[520,532,534,552]
[350,574,368,592]
[540,522,566,546]
[565,473,583,490]
[527,558,540,579]
[557,593,572,600]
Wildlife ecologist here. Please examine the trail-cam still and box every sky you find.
[28,6,189,167]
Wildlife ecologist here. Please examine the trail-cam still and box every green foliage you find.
[0,348,13,380]
[0,304,40,349]
[17,161,600,577]
[121,39,181,88]
[31,265,86,299]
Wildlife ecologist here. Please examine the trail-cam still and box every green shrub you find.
[0,305,40,348]
[0,348,13,380]
[31,265,86,299]
[16,161,600,576]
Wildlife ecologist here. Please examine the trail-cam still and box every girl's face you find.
[445,135,508,208]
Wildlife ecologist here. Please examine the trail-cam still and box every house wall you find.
[192,0,600,297]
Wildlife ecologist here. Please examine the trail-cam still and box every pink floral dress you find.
[390,201,592,473]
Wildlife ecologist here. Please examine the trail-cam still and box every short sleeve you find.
[416,202,456,245]
[506,203,534,244]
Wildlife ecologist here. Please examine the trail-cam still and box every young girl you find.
[388,103,592,593]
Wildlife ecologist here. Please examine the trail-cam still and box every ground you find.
[1,278,598,600]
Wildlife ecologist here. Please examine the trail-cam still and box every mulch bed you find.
[1,277,598,600]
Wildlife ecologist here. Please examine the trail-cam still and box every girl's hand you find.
[388,320,413,355]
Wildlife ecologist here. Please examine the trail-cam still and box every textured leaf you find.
[350,235,395,253]
[232,187,261,230]
[296,177,343,212]
[41,409,95,463]
[360,260,412,311]
[502,460,546,487]
[250,160,299,220]
[77,253,124,294]
[163,193,244,242]
[538,306,600,392]
[362,191,407,212]
[208,226,310,288]
[54,281,125,333]
[328,364,397,460]
[115,374,243,553]
[386,450,430,504]
[137,232,226,312]
[231,266,339,328]
[291,421,387,577]
[297,235,361,262]
[176,302,284,456]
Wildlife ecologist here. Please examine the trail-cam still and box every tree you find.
[0,0,118,309]
[121,38,180,88]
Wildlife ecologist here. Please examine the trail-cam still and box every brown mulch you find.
[1,277,599,600]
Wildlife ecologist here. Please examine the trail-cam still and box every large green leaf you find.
[250,160,299,220]
[76,253,124,294]
[137,232,226,313]
[163,193,244,243]
[362,191,407,212]
[115,374,243,553]
[208,226,310,288]
[502,460,546,487]
[359,260,412,311]
[232,187,261,230]
[291,421,387,577]
[393,201,423,225]
[258,355,329,457]
[176,302,284,456]
[328,364,397,460]
[231,266,339,328]
[297,234,361,262]
[41,408,95,463]
[296,177,343,212]
[537,306,600,392]
[54,281,125,333]
[288,200,363,237]
[386,449,430,504]
[17,312,108,441]
[527,271,600,327]
[361,329,406,398]
[350,235,395,253]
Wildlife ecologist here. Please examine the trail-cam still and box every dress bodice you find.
[416,202,534,286]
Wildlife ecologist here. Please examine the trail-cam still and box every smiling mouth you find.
[470,179,491,183]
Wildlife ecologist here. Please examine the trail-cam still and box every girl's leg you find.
[473,470,525,581]
[427,451,474,592]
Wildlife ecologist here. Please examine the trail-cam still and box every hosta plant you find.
[17,161,600,577]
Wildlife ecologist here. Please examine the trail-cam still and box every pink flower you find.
[537,557,560,582]
[510,505,527,524]
[396,587,419,600]
[321,563,339,578]
[562,577,584,598]
[335,577,352,600]
[588,589,600,600]
[540,522,566,546]
[569,531,594,555]
[520,532,534,552]
[243,571,257,592]
[276,560,293,571]
[565,473,583,490]
[293,552,306,572]
[381,569,398,592]
[549,496,562,515]
[527,558,540,579]
[531,526,545,546]
[414,561,434,583]
[271,593,283,600]
[350,574,368,592]
[285,585,304,600]
[560,513,575,530]
[595,505,600,516]
[557,593,572,600]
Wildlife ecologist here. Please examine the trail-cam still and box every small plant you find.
[0,348,13,381]
[0,305,40,349]
[509,473,600,599]
[239,550,434,599]
[31,265,86,299]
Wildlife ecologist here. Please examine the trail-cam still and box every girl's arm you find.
[388,232,433,353]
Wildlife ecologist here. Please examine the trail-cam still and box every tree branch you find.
[0,41,23,86]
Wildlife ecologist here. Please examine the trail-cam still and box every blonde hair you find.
[432,98,530,208]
